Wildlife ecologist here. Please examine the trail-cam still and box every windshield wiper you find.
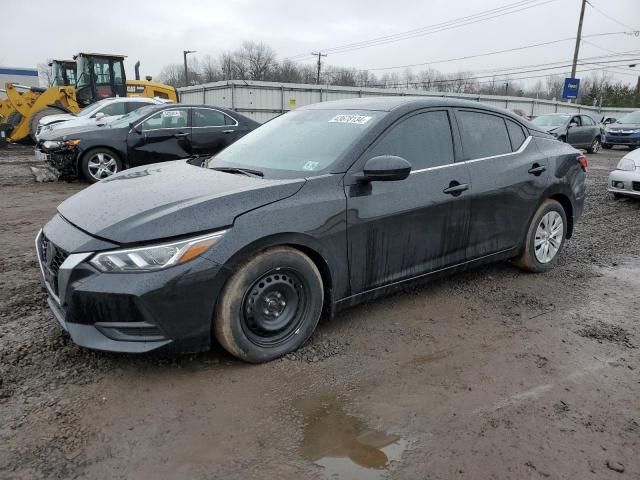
[211,166,264,177]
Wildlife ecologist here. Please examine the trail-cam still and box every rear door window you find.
[505,119,527,151]
[581,115,595,126]
[193,108,235,127]
[368,110,454,170]
[457,110,511,159]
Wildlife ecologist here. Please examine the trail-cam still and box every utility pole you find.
[183,50,196,87]
[568,0,587,103]
[311,52,327,85]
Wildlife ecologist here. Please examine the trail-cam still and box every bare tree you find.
[240,41,277,81]
[201,54,220,83]
[37,62,52,87]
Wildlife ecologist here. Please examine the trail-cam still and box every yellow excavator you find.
[0,53,178,143]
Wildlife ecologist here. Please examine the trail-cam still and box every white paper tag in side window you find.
[328,114,372,124]
[161,110,182,117]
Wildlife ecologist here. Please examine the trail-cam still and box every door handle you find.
[173,132,189,138]
[443,181,469,196]
[222,129,235,134]
[528,164,546,176]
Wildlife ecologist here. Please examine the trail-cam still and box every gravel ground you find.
[0,144,639,480]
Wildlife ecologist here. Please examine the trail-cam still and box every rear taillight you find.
[577,154,588,171]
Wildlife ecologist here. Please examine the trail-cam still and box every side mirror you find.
[95,112,106,120]
[129,122,142,134]
[361,155,412,182]
[604,118,616,124]
[568,122,578,128]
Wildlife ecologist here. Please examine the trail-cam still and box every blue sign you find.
[562,77,580,99]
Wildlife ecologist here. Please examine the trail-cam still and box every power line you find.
[365,63,636,90]
[586,0,640,32]
[286,0,558,60]
[359,58,640,89]
[319,32,636,75]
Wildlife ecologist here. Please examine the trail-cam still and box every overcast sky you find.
[2,0,639,87]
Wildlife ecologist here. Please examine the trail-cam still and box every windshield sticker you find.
[329,114,372,125]
[302,161,320,171]
[161,110,182,117]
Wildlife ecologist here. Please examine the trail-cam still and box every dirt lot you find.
[1,144,639,480]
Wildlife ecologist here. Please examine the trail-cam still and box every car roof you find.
[299,96,541,129]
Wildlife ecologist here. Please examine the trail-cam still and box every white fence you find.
[179,80,637,123]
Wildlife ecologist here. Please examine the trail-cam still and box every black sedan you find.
[36,97,586,363]
[37,104,259,182]
[531,113,602,153]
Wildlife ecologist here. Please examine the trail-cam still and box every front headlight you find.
[90,230,226,272]
[41,139,80,150]
[42,140,63,149]
[616,158,637,172]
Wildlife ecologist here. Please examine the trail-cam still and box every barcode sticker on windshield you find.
[329,114,372,124]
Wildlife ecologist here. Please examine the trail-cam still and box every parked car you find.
[602,111,640,150]
[36,104,259,182]
[608,148,640,199]
[36,97,586,362]
[531,113,601,153]
[36,97,169,139]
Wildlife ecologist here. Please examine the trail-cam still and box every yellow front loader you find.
[0,53,178,143]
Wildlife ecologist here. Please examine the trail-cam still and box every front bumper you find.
[603,132,640,146]
[36,227,229,354]
[35,146,80,177]
[607,169,640,198]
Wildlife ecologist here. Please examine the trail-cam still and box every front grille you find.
[633,181,640,192]
[39,234,69,297]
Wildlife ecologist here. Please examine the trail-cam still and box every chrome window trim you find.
[192,107,239,128]
[410,135,532,174]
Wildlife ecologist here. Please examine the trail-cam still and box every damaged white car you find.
[608,148,640,199]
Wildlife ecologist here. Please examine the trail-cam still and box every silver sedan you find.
[608,149,640,199]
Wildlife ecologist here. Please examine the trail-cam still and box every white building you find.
[0,67,40,99]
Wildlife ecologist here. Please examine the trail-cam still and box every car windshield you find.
[108,105,160,128]
[531,115,570,127]
[616,111,640,124]
[209,109,384,177]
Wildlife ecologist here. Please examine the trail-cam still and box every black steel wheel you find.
[214,247,324,363]
[241,268,308,347]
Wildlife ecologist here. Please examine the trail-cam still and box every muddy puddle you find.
[296,394,409,480]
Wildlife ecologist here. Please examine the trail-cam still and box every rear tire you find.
[80,147,122,183]
[29,107,62,141]
[586,137,600,154]
[214,247,324,363]
[513,199,567,273]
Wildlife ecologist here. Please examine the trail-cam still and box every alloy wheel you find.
[591,139,601,153]
[87,152,118,180]
[534,211,564,264]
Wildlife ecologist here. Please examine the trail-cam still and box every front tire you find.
[513,199,567,273]
[29,107,62,142]
[586,137,601,154]
[80,147,122,183]
[214,247,324,363]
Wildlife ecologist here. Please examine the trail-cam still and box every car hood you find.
[39,113,76,126]
[39,123,126,142]
[57,160,305,244]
